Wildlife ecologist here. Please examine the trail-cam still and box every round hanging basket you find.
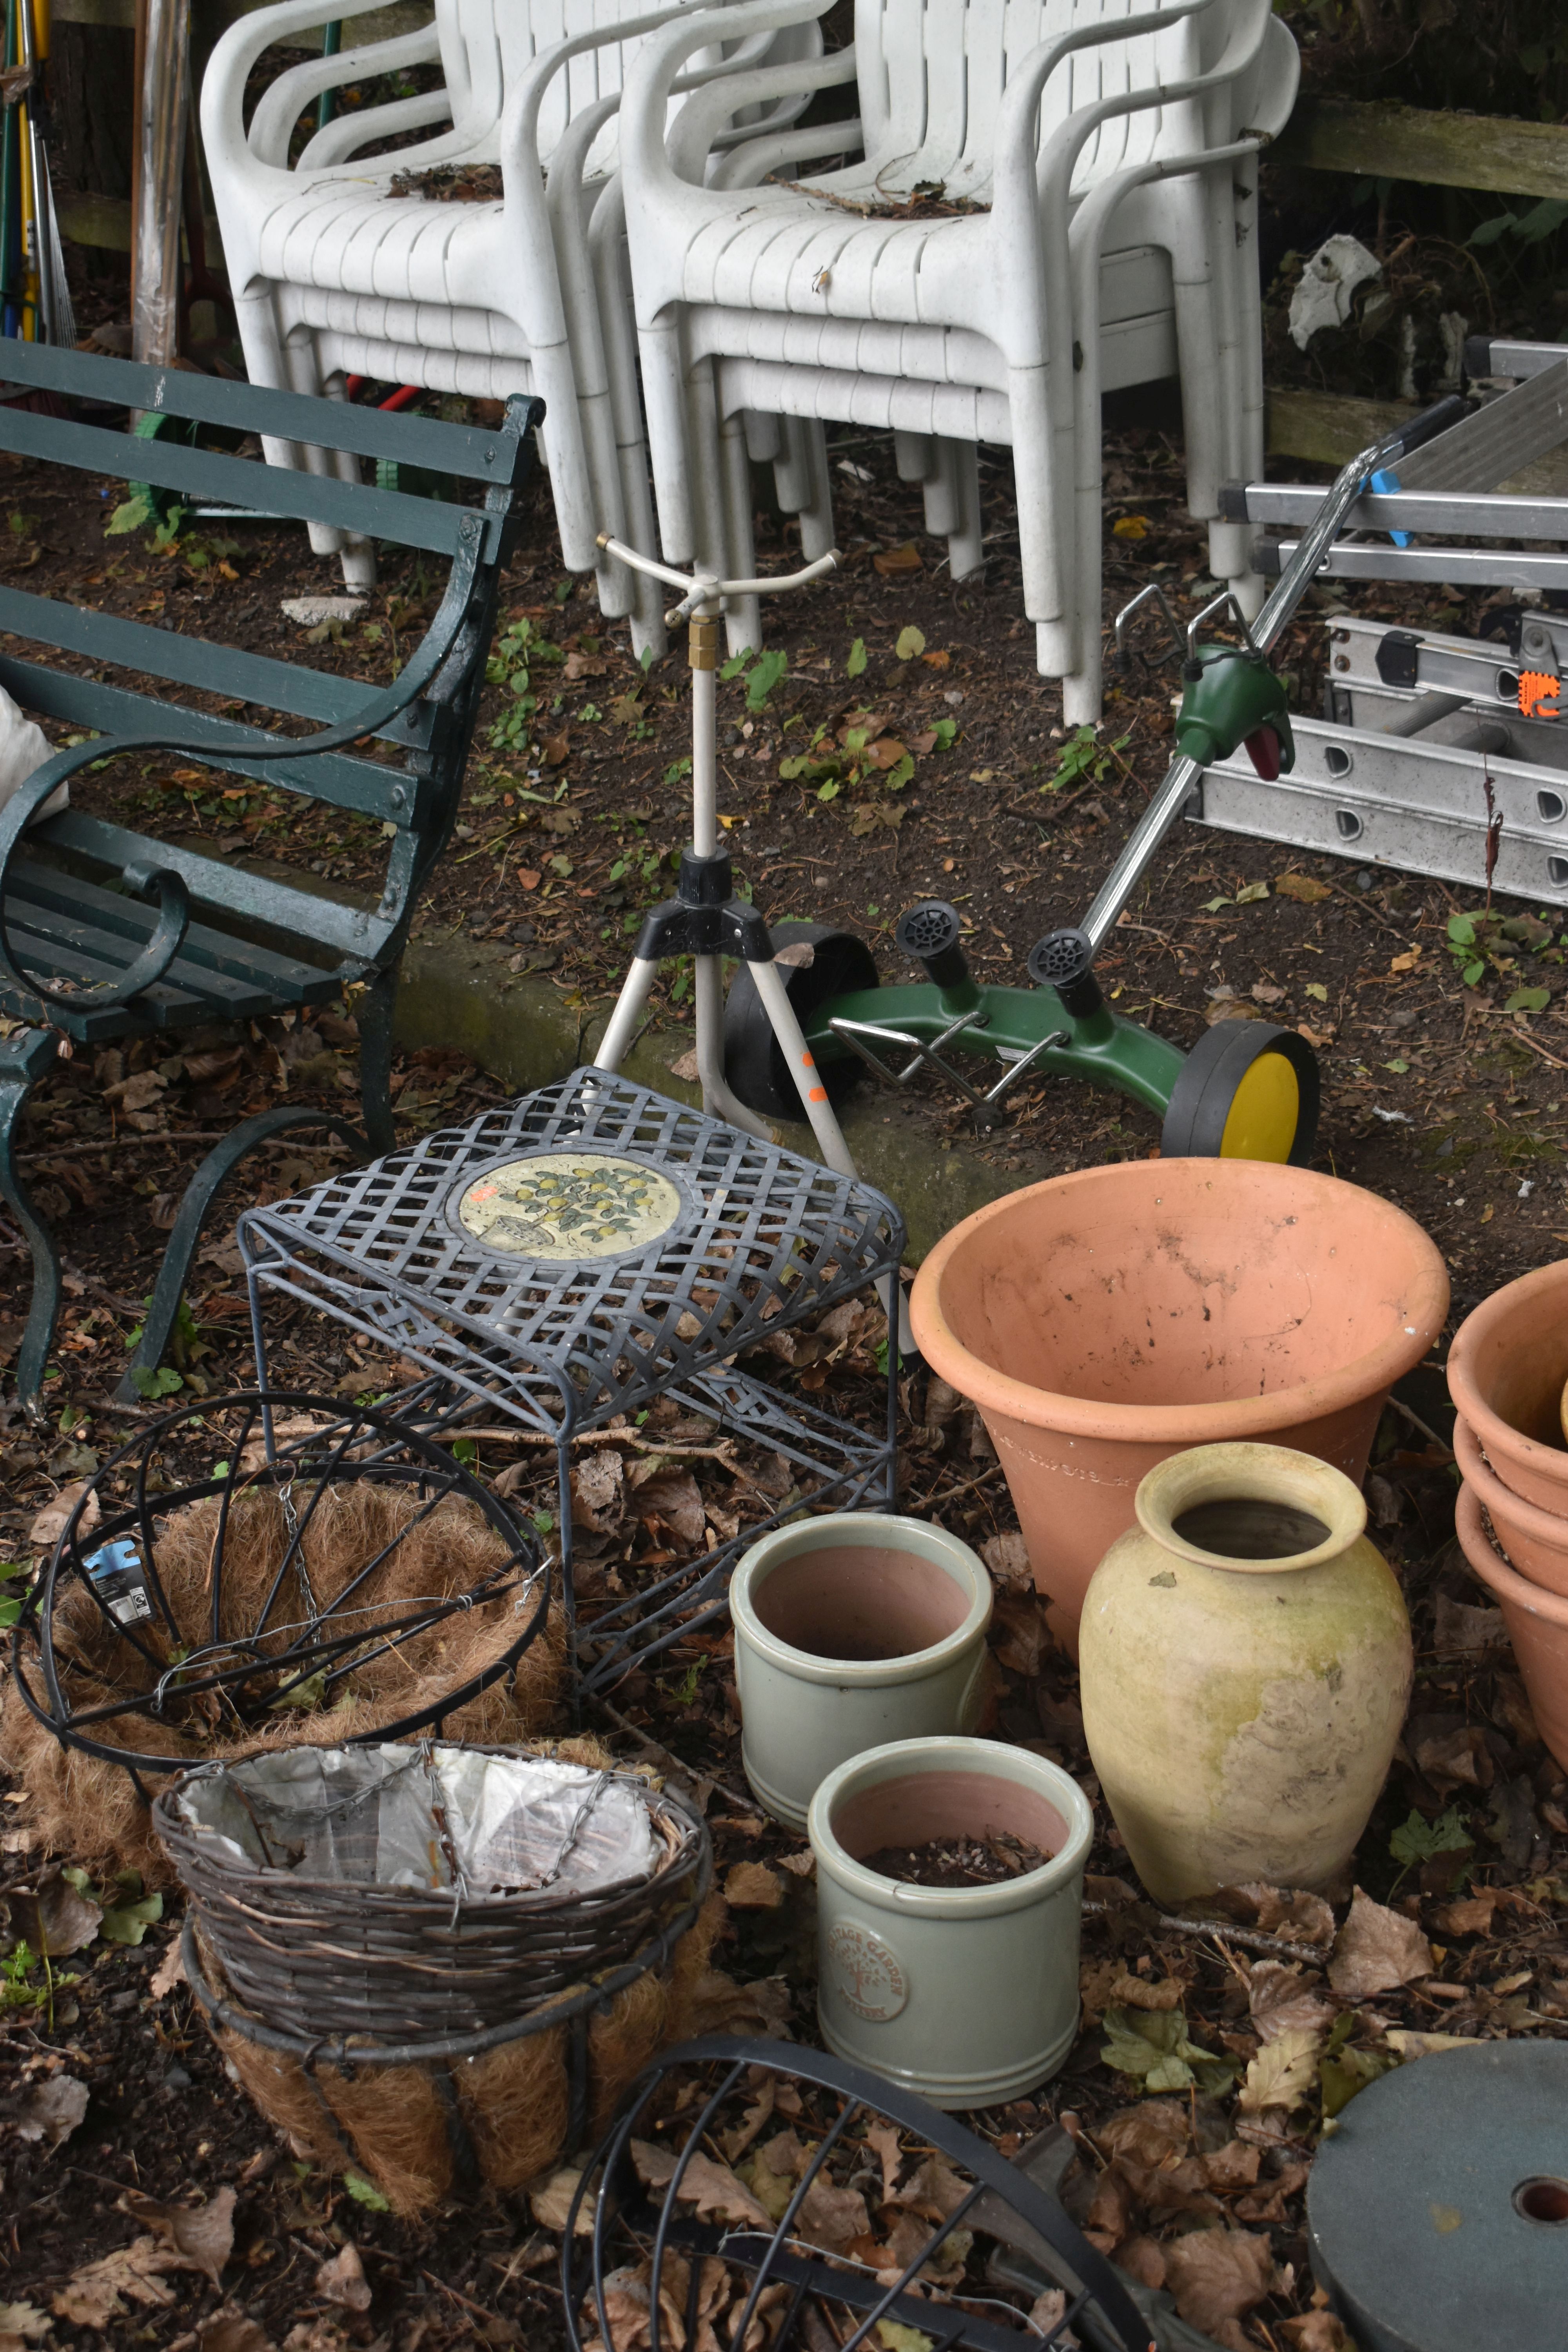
[155,1740,710,2041]
[3,1392,563,1883]
[177,1749,716,2220]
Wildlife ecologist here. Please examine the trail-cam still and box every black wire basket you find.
[7,1391,557,1807]
[564,2038,1176,2352]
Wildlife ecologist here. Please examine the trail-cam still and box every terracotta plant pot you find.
[1079,1442,1412,1906]
[809,1736,1092,2109]
[1448,1261,1568,1515]
[1453,1418,1568,1599]
[910,1160,1448,1626]
[730,1514,993,1831]
[1455,1482,1568,1775]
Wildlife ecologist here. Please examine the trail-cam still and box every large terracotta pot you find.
[1447,1261,1568,1515]
[909,1160,1448,1626]
[1078,1442,1412,1905]
[1455,1481,1568,1775]
[1453,1418,1568,1599]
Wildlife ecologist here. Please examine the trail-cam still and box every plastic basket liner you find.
[173,1744,657,1900]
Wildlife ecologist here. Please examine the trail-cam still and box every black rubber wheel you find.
[1160,1020,1320,1165]
[722,922,880,1118]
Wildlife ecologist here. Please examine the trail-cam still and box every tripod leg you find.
[746,955,916,1359]
[590,958,660,1077]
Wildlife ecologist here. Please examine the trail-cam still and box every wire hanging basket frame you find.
[9,1390,554,1792]
[563,2036,1159,2352]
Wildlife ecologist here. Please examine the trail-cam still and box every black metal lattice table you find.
[238,1071,904,1690]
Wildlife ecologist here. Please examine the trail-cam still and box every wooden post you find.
[131,0,188,365]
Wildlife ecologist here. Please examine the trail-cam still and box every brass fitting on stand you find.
[689,613,719,671]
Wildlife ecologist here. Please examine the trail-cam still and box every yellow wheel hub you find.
[1219,1049,1300,1163]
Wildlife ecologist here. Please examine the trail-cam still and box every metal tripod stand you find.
[592,534,913,1350]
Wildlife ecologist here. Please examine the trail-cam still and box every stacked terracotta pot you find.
[1448,1263,1568,1773]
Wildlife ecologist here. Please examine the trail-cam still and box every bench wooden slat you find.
[0,659,428,826]
[0,583,394,731]
[0,406,477,557]
[9,858,333,993]
[0,339,526,482]
[34,810,393,964]
[2,914,255,1016]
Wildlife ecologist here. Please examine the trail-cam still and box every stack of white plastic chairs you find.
[203,0,1298,715]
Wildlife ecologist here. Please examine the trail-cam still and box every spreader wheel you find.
[722,923,879,1118]
[1161,1020,1320,1165]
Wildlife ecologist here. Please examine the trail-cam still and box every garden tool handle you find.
[1251,392,1467,658]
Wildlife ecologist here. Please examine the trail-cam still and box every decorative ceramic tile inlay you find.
[453,1151,682,1261]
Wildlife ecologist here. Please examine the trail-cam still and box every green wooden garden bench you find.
[0,343,539,1409]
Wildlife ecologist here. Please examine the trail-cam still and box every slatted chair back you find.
[854,0,1209,198]
[0,341,537,1049]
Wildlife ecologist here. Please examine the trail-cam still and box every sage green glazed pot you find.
[1079,1441,1412,1906]
[731,1514,992,1830]
[808,1735,1093,2109]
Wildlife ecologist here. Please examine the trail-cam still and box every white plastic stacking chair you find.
[200,0,823,652]
[618,0,1297,710]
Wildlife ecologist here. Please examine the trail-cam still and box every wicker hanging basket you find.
[164,1739,717,2216]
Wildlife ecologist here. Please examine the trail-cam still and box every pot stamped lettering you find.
[825,1922,908,2021]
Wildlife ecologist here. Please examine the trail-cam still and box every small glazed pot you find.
[731,1515,992,1830]
[1455,1481,1568,1775]
[808,1735,1092,2110]
[1454,1419,1568,1599]
[1447,1261,1568,1515]
[1079,1441,1412,1906]
[910,1158,1447,1630]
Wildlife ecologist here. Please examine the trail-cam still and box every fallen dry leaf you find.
[1384,2029,1484,2058]
[1210,1881,1335,1947]
[872,541,922,576]
[1432,1595,1507,1657]
[1247,1960,1336,2042]
[1412,1721,1493,1793]
[1281,2315,1352,2351]
[979,1531,1032,1590]
[11,2075,88,2147]
[666,1047,701,1085]
[896,2155,969,2222]
[1162,2227,1276,2338]
[4,1868,102,1958]
[1328,1887,1434,1998]
[795,2178,870,2253]
[679,2152,771,2229]
[1115,2237,1167,2292]
[1237,2026,1323,2113]
[570,1449,626,1534]
[125,2186,236,2289]
[200,2314,277,2352]
[719,2083,774,2164]
[28,1479,98,1554]
[864,2121,904,2204]
[724,1862,782,1911]
[314,2245,370,2314]
[1109,1971,1185,2013]
[530,2168,593,2234]
[677,1968,791,2040]
[1095,2098,1190,2168]
[633,1469,706,1550]
[52,2238,181,2328]
[1436,1890,1497,1938]
[1274,872,1333,904]
[990,1589,1050,1677]
[0,2303,49,2346]
[1201,2142,1262,2194]
[149,1936,187,1998]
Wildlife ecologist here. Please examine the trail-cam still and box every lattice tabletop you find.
[238,1071,904,1438]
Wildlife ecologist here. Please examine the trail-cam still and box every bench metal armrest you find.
[0,752,193,1013]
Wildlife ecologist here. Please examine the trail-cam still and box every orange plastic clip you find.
[1519,670,1562,720]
